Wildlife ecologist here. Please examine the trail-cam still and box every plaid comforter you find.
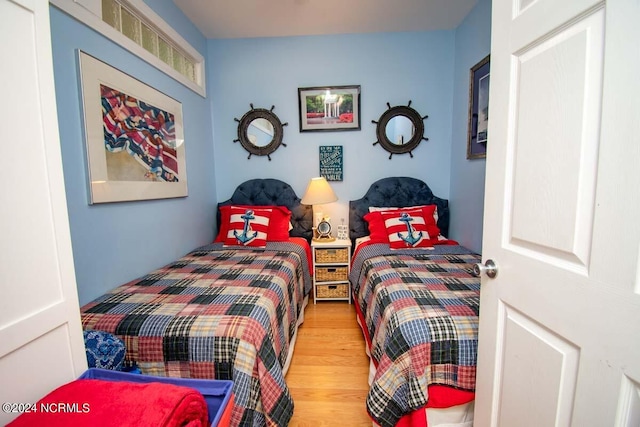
[349,243,481,427]
[80,241,312,427]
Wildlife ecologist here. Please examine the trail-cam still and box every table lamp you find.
[301,177,338,241]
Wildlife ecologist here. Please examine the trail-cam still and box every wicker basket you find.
[315,266,348,282]
[316,284,349,299]
[315,247,349,264]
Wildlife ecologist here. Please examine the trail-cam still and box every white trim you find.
[50,0,206,98]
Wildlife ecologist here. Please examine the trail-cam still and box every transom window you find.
[51,0,206,97]
[101,0,197,83]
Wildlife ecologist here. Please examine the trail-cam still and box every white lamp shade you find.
[301,177,338,205]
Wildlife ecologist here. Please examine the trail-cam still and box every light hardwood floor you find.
[286,301,372,426]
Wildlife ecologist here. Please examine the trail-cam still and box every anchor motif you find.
[397,212,423,246]
[234,209,258,245]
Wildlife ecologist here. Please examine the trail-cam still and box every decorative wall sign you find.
[319,145,343,181]
[78,51,187,204]
[336,223,349,240]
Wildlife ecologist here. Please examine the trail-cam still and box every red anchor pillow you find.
[215,205,292,243]
[364,205,439,243]
[223,206,272,248]
[380,208,441,249]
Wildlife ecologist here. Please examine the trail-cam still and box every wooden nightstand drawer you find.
[315,247,349,263]
[316,284,349,299]
[315,266,348,282]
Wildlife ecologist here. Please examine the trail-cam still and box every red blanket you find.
[7,379,209,427]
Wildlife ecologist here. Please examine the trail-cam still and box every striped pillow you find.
[223,207,272,248]
[381,208,440,249]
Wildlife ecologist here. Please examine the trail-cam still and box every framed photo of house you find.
[467,55,490,159]
[78,51,187,204]
[298,85,361,132]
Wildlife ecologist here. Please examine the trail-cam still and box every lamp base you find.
[312,236,336,242]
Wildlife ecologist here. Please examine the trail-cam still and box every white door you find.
[475,0,640,425]
[0,0,87,423]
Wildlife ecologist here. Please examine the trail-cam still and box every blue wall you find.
[449,0,491,253]
[208,32,456,226]
[50,2,216,305]
[50,0,490,304]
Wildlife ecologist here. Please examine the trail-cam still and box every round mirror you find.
[373,101,428,158]
[248,118,274,147]
[385,115,414,145]
[234,105,287,160]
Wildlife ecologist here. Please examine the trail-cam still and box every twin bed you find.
[349,177,480,427]
[80,179,313,427]
[79,177,480,427]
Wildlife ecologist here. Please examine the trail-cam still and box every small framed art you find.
[319,145,343,181]
[467,55,490,159]
[298,85,361,132]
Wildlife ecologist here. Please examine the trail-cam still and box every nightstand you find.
[311,239,352,304]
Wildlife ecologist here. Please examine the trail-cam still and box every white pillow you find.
[368,205,439,222]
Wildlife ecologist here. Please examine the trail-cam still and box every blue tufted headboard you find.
[349,177,450,244]
[217,178,314,242]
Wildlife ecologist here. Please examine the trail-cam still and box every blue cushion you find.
[83,330,126,371]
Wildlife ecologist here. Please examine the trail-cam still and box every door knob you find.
[473,259,498,278]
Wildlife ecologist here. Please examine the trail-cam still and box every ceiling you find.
[173,0,478,39]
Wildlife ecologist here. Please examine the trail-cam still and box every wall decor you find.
[298,85,361,132]
[78,51,186,204]
[467,54,490,159]
[319,145,343,181]
[336,222,349,240]
[372,101,428,159]
[234,104,288,160]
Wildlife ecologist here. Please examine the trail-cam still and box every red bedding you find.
[7,379,208,427]
[291,236,313,273]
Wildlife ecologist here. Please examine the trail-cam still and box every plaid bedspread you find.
[80,241,312,427]
[349,243,481,427]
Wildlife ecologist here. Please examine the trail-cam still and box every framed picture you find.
[78,50,187,204]
[298,85,361,132]
[467,55,490,159]
[319,145,343,181]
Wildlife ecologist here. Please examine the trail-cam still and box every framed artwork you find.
[298,85,361,132]
[467,55,490,159]
[78,50,187,204]
[319,145,343,181]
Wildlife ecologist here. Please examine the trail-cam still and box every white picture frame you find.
[78,50,187,204]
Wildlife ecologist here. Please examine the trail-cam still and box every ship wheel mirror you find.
[372,101,428,159]
[234,104,288,160]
